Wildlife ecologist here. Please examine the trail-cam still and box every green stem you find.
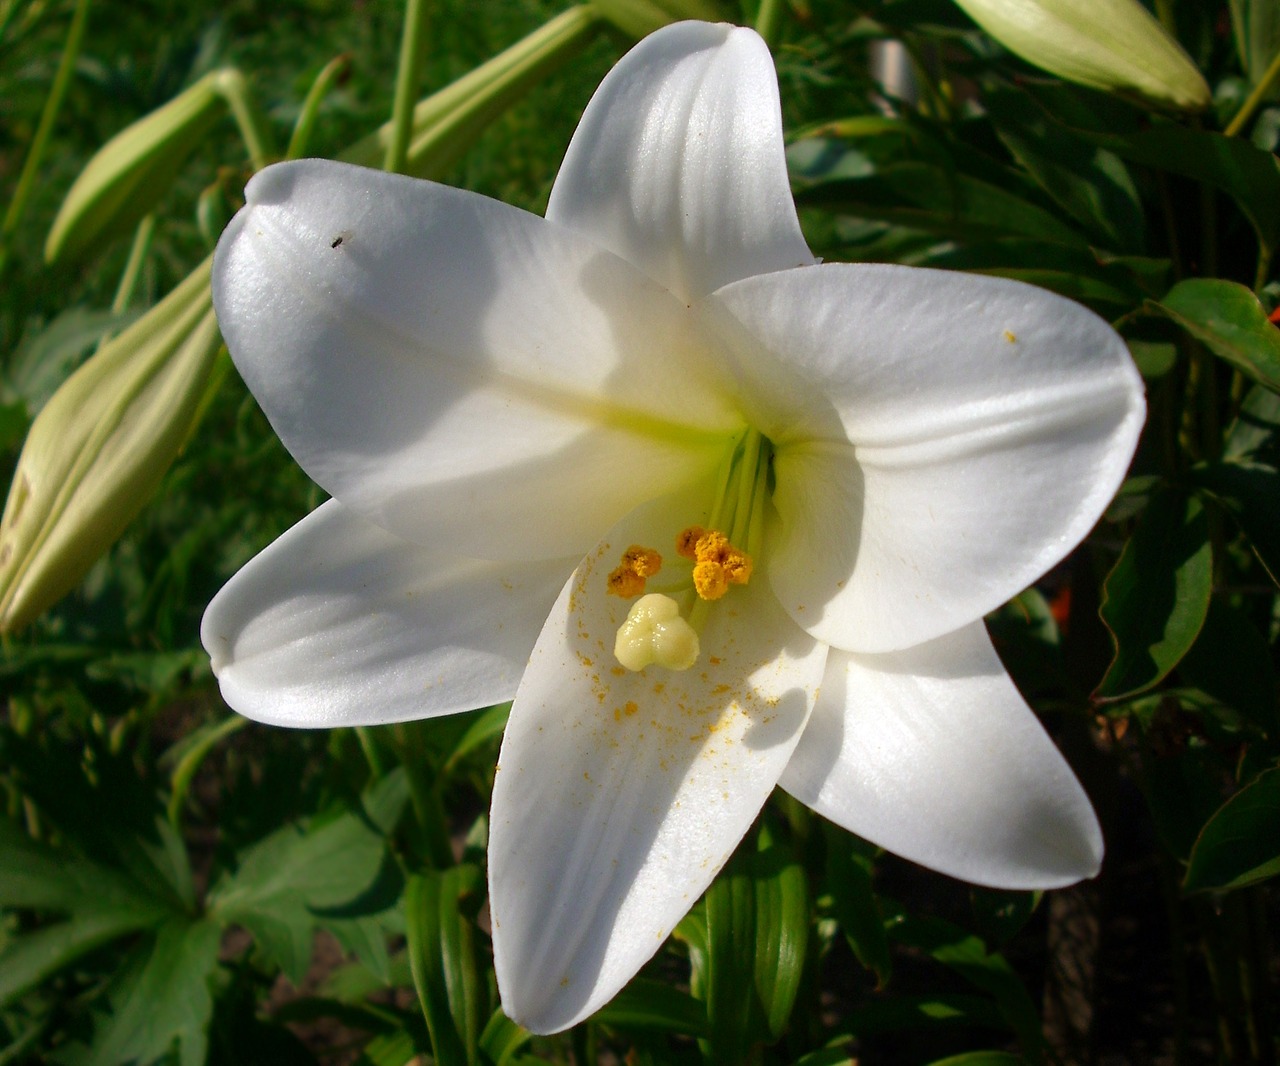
[1,0,91,243]
[1225,47,1280,138]
[214,69,275,171]
[385,0,431,174]
[287,53,352,160]
[394,721,454,868]
[355,725,389,778]
[753,0,785,50]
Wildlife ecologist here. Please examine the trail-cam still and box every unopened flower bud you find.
[46,69,269,264]
[952,0,1211,112]
[0,260,221,632]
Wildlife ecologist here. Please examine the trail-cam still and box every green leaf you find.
[927,1053,1024,1066]
[0,908,164,1007]
[699,822,809,1060]
[799,162,1088,247]
[1149,279,1280,392]
[1178,599,1279,736]
[842,994,1005,1037]
[209,773,407,983]
[986,86,1144,250]
[1184,768,1280,893]
[0,817,170,917]
[1224,385,1280,463]
[1191,461,1280,584]
[890,913,1045,1062]
[594,978,708,1036]
[478,1009,532,1065]
[1096,489,1213,700]
[824,825,891,986]
[87,917,222,1066]
[405,865,488,1066]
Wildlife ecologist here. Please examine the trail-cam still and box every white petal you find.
[712,264,1145,652]
[201,500,570,728]
[488,488,826,1033]
[213,159,742,561]
[780,621,1103,889]
[547,22,815,303]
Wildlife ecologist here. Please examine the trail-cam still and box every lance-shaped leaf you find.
[1095,488,1212,700]
[406,865,489,1066]
[1149,278,1280,393]
[695,822,809,1060]
[0,259,221,632]
[1191,460,1280,584]
[1184,768,1280,893]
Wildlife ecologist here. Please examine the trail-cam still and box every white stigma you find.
[614,593,700,672]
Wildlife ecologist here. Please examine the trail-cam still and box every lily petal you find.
[213,159,741,561]
[713,263,1145,652]
[489,488,827,1033]
[779,621,1103,889]
[547,22,815,303]
[201,499,570,727]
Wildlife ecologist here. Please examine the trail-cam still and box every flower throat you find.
[607,429,772,672]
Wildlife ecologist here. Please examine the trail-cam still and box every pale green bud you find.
[46,71,246,265]
[592,0,727,39]
[0,260,220,632]
[952,0,1211,112]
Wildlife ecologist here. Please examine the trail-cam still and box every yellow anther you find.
[722,547,752,585]
[614,593,700,672]
[623,545,662,578]
[676,526,704,560]
[607,567,646,598]
[676,526,753,600]
[606,544,663,598]
[695,529,730,562]
[692,560,729,600]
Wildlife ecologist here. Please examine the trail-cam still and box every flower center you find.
[608,429,772,672]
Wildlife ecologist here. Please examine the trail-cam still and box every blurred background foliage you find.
[0,0,1277,1063]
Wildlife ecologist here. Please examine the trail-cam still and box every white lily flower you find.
[203,21,1144,1034]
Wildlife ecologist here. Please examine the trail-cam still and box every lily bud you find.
[951,0,1211,112]
[0,260,221,632]
[591,0,727,39]
[46,71,237,264]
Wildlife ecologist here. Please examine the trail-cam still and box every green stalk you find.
[385,0,432,174]
[1,0,91,247]
[215,69,275,171]
[753,0,785,50]
[394,721,455,869]
[1225,47,1280,138]
[287,53,352,160]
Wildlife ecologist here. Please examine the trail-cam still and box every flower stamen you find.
[678,526,752,601]
[606,544,663,598]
